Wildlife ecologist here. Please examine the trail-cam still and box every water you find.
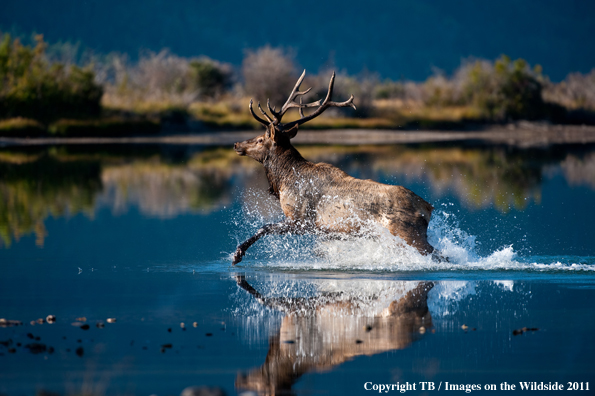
[1,142,594,395]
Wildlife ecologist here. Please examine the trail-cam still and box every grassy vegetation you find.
[0,34,594,136]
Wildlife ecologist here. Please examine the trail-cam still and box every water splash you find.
[230,195,595,273]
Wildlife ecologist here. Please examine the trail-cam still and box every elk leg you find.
[232,221,295,265]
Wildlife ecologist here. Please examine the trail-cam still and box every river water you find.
[0,141,594,395]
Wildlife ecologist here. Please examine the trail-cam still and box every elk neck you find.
[263,143,309,199]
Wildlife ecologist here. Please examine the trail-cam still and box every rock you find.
[80,324,90,330]
[25,343,47,354]
[180,322,185,329]
[46,315,56,324]
[193,322,198,328]
[512,327,539,336]
[181,386,226,396]
[106,318,116,323]
[75,317,87,322]
[461,324,469,330]
[96,322,105,329]
[36,318,45,324]
[0,319,23,327]
[75,347,84,357]
[419,326,426,334]
[205,333,213,337]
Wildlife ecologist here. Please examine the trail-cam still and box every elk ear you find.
[284,124,299,139]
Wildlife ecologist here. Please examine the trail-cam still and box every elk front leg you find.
[232,221,295,265]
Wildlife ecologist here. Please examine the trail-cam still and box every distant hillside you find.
[2,0,594,81]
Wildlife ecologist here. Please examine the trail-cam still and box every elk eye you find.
[257,139,263,144]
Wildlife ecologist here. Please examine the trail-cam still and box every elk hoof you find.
[232,248,245,265]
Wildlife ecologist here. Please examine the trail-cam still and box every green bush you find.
[459,55,547,121]
[0,34,103,122]
[189,59,232,98]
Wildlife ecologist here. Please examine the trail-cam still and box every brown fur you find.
[233,127,435,264]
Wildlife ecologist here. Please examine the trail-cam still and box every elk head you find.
[234,70,356,163]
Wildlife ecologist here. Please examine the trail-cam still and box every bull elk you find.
[233,71,437,265]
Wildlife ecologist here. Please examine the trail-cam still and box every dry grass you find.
[0,117,46,135]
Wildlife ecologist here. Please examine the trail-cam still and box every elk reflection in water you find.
[235,276,433,395]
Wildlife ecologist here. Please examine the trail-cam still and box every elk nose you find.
[234,142,238,149]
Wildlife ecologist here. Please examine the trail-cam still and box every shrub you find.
[189,59,233,99]
[543,69,595,111]
[0,34,103,122]
[428,55,548,121]
[242,46,298,106]
[98,51,233,111]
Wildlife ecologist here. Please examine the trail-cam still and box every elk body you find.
[233,71,436,265]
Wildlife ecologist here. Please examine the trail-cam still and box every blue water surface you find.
[1,143,594,395]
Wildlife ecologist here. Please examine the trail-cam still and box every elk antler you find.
[249,99,269,127]
[279,71,356,131]
[247,70,356,130]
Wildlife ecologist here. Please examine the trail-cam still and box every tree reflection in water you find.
[1,143,595,247]
[235,276,433,395]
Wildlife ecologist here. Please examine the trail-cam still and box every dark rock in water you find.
[0,319,23,327]
[25,343,47,354]
[75,347,84,357]
[27,333,34,339]
[96,322,105,329]
[513,327,539,336]
[16,343,21,347]
[48,347,55,354]
[35,337,41,341]
[181,386,227,396]
[161,343,173,349]
[205,333,213,337]
[80,324,90,330]
[37,389,60,396]
[142,346,148,350]
[8,348,16,353]
[168,328,172,333]
[0,339,13,347]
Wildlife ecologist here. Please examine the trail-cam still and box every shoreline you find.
[1,124,595,148]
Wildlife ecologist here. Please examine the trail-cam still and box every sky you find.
[2,0,594,81]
